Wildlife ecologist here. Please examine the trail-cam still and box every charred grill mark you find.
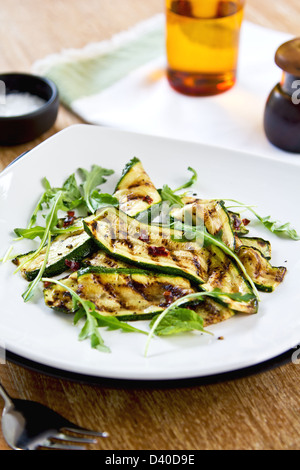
[91,220,98,233]
[275,267,287,282]
[195,300,232,326]
[104,258,121,268]
[126,194,141,201]
[126,278,149,301]
[192,256,202,277]
[119,238,134,249]
[127,181,151,189]
[90,276,128,311]
[206,255,212,274]
[208,259,231,288]
[170,252,181,265]
[62,291,72,299]
[232,214,242,231]
[159,283,193,307]
[109,225,116,240]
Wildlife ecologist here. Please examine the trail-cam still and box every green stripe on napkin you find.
[37,18,165,107]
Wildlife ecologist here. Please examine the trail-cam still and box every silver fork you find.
[0,381,108,450]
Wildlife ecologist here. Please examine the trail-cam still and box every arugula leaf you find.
[78,165,114,213]
[61,173,83,207]
[223,199,300,241]
[16,166,114,242]
[255,215,300,240]
[91,310,148,335]
[76,301,110,353]
[170,220,260,301]
[159,167,198,208]
[42,277,147,353]
[174,166,198,192]
[22,232,52,302]
[0,245,14,263]
[14,191,65,275]
[14,223,83,241]
[144,290,256,356]
[159,185,185,207]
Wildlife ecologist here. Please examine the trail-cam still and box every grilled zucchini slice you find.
[13,230,95,281]
[43,267,235,325]
[44,267,195,320]
[227,210,250,235]
[236,246,286,292]
[113,157,161,217]
[170,198,235,251]
[83,250,133,269]
[236,236,272,259]
[83,207,257,314]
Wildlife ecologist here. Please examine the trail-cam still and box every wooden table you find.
[1,0,300,451]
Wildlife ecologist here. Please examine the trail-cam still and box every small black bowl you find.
[0,72,59,145]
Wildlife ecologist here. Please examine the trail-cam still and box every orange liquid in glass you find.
[166,1,245,96]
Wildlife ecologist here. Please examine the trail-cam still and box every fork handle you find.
[0,382,14,409]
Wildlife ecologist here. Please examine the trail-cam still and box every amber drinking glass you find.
[165,0,245,96]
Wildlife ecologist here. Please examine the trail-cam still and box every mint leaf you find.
[144,290,256,356]
[150,308,209,336]
[88,192,119,213]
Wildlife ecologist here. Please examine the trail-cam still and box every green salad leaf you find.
[159,167,198,207]
[144,290,256,356]
[78,165,114,213]
[223,199,300,241]
[149,308,210,337]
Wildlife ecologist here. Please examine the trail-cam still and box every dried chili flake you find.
[142,195,153,204]
[148,246,169,257]
[43,281,53,288]
[232,216,242,230]
[63,211,76,227]
[163,290,174,305]
[65,259,80,271]
[242,218,251,226]
[138,230,150,242]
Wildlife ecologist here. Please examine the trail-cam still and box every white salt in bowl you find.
[0,73,59,145]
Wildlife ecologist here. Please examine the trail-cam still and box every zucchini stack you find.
[13,158,287,328]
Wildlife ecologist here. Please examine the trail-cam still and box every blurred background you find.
[0,0,299,170]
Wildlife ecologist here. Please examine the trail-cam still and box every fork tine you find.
[54,432,97,444]
[38,439,86,451]
[63,425,109,438]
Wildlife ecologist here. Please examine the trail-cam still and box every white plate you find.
[1,124,300,381]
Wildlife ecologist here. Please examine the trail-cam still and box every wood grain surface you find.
[1,0,300,451]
